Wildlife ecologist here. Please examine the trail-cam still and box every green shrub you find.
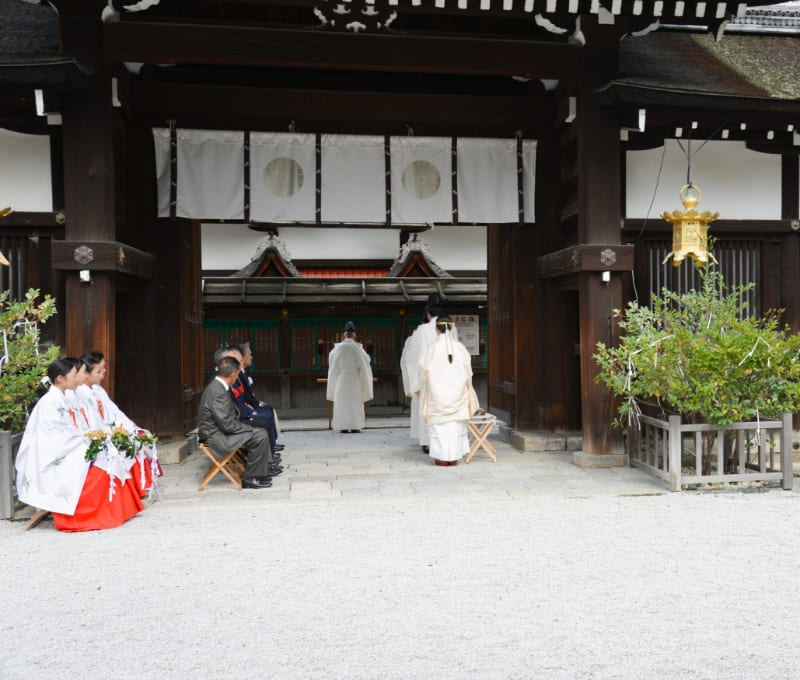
[594,268,800,428]
[0,289,60,432]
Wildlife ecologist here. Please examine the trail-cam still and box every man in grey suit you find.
[198,355,274,490]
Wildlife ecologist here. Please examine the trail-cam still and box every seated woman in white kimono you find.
[418,316,479,466]
[63,357,92,431]
[76,351,161,498]
[15,358,144,532]
[326,322,374,433]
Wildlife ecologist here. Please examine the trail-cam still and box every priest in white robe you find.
[419,315,478,466]
[327,321,374,432]
[400,293,457,451]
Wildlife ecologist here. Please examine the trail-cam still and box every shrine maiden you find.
[400,293,457,451]
[77,351,161,497]
[15,358,144,531]
[418,316,479,466]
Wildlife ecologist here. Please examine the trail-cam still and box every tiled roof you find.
[299,268,389,278]
[613,31,800,100]
[203,276,486,305]
[0,0,86,88]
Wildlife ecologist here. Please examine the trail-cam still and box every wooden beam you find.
[130,82,552,135]
[0,211,65,230]
[622,219,799,235]
[104,22,581,79]
[51,240,155,279]
[537,244,634,280]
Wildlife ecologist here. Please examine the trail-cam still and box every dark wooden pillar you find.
[487,223,515,424]
[781,154,800,333]
[519,131,581,432]
[57,6,118,389]
[574,19,627,462]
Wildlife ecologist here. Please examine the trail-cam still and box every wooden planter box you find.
[0,430,22,519]
[629,414,793,492]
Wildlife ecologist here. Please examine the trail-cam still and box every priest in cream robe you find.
[418,316,478,466]
[326,321,374,433]
[400,293,457,451]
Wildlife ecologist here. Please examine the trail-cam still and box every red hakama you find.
[129,458,155,498]
[52,466,144,532]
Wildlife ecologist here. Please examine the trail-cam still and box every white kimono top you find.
[400,318,457,397]
[327,339,374,431]
[75,384,156,482]
[419,333,478,426]
[15,386,92,515]
[84,384,137,432]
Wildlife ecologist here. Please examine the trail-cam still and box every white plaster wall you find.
[626,140,781,220]
[0,128,52,211]
[415,225,486,271]
[201,223,487,272]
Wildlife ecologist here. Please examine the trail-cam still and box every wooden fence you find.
[629,413,793,492]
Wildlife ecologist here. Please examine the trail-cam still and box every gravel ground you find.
[2,487,799,680]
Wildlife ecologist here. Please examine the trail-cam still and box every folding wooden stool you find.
[465,413,498,463]
[198,443,246,490]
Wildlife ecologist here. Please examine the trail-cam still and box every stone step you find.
[498,424,582,453]
[158,439,192,465]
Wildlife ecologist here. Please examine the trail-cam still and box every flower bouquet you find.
[84,429,108,462]
[110,425,135,458]
[134,429,159,453]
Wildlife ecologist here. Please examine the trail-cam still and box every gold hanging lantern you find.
[661,184,719,267]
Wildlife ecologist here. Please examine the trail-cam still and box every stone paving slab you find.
[150,416,671,504]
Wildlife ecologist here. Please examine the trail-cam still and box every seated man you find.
[197,355,276,489]
[238,342,283,452]
[225,345,283,456]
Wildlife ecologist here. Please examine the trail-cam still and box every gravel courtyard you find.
[2,423,798,680]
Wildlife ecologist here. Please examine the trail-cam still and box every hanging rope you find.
[674,122,725,190]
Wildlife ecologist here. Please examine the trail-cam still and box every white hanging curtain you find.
[390,136,452,224]
[321,134,385,223]
[177,129,244,220]
[0,127,52,211]
[457,137,518,223]
[152,127,171,218]
[250,132,316,223]
[522,139,537,223]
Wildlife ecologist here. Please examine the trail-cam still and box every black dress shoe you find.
[273,444,285,452]
[271,455,282,463]
[242,477,272,489]
[268,466,284,475]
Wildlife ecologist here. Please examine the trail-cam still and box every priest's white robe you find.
[327,339,374,431]
[419,333,478,462]
[15,386,92,515]
[400,318,458,446]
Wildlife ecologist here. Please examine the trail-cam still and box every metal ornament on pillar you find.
[661,184,719,267]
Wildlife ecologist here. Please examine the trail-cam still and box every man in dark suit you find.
[198,355,275,490]
[232,343,284,453]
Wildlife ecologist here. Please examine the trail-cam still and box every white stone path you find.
[2,420,799,680]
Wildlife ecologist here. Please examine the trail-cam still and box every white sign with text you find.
[452,314,480,355]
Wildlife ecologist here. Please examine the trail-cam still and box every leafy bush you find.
[0,289,60,432]
[594,268,800,428]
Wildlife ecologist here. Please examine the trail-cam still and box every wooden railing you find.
[629,413,793,492]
